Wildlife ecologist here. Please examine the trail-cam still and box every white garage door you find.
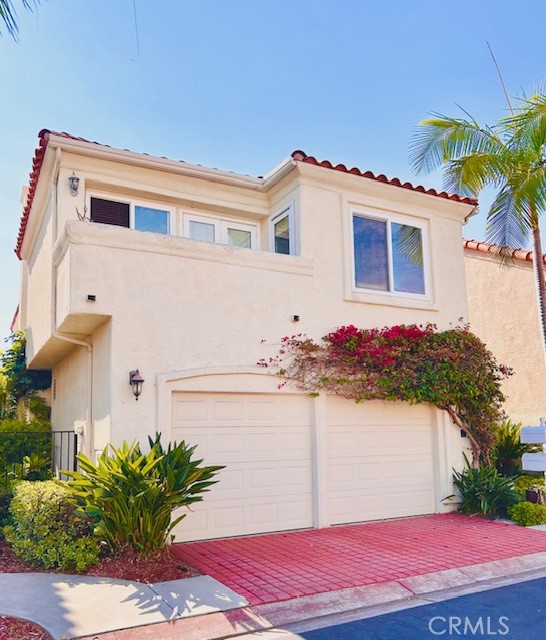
[327,397,436,524]
[171,392,313,541]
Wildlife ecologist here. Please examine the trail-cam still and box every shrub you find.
[452,456,521,516]
[508,501,546,526]
[0,484,14,537]
[514,474,546,496]
[65,433,224,557]
[262,324,511,465]
[491,420,538,476]
[4,480,100,571]
[0,419,51,478]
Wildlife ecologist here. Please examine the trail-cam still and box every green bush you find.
[65,433,224,557]
[0,484,14,537]
[491,420,538,476]
[452,455,521,516]
[508,501,546,526]
[4,480,100,571]
[0,419,52,478]
[514,474,546,496]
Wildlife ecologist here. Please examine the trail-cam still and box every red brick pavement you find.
[172,514,546,605]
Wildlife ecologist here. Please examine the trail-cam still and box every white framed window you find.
[88,194,173,235]
[182,213,257,249]
[351,210,429,297]
[270,203,295,255]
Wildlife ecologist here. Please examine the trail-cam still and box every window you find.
[90,197,171,235]
[134,206,169,234]
[184,213,256,248]
[352,212,426,296]
[184,214,257,249]
[270,204,295,255]
[90,197,130,227]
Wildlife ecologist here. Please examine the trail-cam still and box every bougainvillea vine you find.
[258,324,512,466]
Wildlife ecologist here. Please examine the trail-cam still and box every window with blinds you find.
[90,197,130,227]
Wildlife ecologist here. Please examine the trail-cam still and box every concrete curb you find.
[250,551,546,629]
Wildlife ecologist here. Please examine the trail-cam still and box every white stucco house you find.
[13,129,480,541]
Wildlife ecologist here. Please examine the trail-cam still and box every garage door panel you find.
[172,392,313,541]
[172,427,310,463]
[327,398,436,525]
[205,462,311,498]
[327,397,431,424]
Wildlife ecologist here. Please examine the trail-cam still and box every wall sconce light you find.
[129,369,144,401]
[68,172,80,196]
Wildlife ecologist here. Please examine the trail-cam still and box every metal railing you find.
[0,430,77,486]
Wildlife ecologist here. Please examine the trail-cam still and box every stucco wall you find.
[25,194,53,363]
[51,343,87,432]
[464,249,546,424]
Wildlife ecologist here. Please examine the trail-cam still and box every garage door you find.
[327,397,436,524]
[171,392,313,541]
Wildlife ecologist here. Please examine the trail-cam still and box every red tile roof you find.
[463,238,546,265]
[14,130,478,259]
[290,151,478,206]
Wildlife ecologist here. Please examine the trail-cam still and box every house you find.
[463,240,546,426]
[13,129,477,542]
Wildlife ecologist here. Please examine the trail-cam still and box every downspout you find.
[50,148,94,458]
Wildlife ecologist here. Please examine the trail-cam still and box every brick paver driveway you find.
[172,514,546,605]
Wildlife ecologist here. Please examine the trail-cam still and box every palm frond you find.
[485,186,531,254]
[409,114,505,176]
[503,90,546,154]
[443,152,508,196]
[0,0,37,39]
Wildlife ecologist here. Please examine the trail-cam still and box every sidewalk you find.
[0,573,247,639]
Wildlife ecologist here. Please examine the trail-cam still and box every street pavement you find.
[295,576,546,639]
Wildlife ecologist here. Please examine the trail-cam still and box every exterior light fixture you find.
[68,172,80,196]
[129,370,144,401]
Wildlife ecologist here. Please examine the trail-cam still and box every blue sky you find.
[1,0,545,335]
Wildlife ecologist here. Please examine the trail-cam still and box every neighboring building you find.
[14,130,477,541]
[464,240,546,426]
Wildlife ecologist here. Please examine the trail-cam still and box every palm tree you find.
[0,0,37,39]
[409,92,546,362]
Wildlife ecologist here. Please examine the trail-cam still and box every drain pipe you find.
[50,148,94,458]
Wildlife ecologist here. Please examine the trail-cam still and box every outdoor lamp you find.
[129,370,144,401]
[68,172,80,196]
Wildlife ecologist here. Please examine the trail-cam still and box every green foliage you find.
[410,90,546,361]
[514,474,545,496]
[266,324,510,465]
[0,419,51,480]
[508,501,546,526]
[452,455,521,516]
[4,480,99,571]
[64,433,224,558]
[492,420,538,476]
[0,484,14,537]
[0,332,51,420]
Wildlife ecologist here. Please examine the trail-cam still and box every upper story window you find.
[88,195,258,249]
[184,213,256,249]
[352,211,427,296]
[90,197,170,235]
[270,204,295,255]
